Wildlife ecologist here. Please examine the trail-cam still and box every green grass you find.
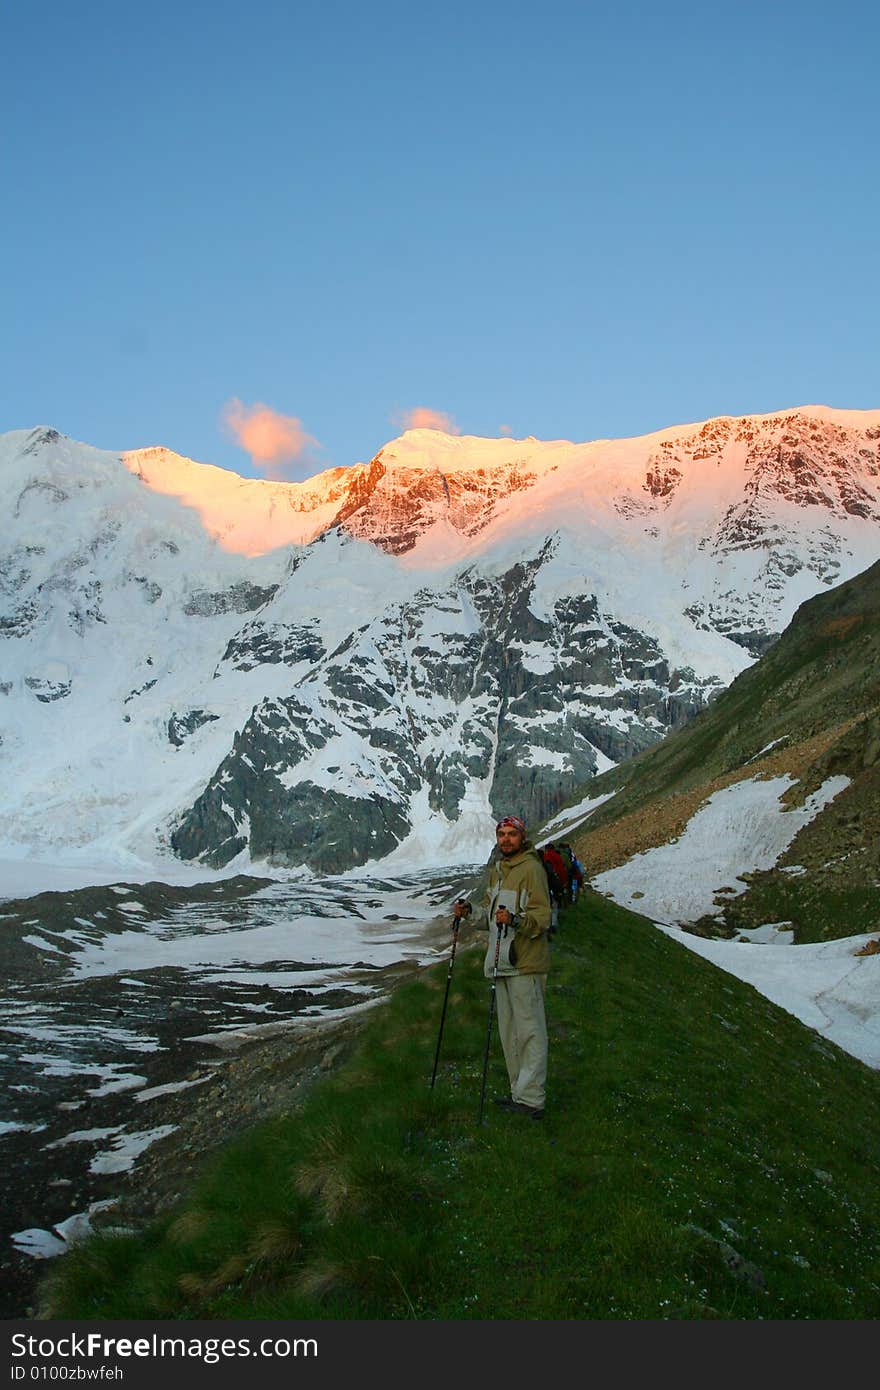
[40,891,880,1320]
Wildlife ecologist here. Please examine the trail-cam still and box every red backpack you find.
[542,845,568,895]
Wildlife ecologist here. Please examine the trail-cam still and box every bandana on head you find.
[496,815,526,834]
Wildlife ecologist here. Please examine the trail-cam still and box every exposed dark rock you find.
[0,600,40,636]
[218,621,324,672]
[21,427,62,454]
[124,678,157,704]
[183,582,279,617]
[24,677,71,702]
[168,709,220,747]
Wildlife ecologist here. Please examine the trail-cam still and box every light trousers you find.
[495,972,548,1110]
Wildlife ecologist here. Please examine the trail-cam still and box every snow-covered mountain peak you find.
[11,406,878,565]
[2,405,880,879]
[375,428,570,473]
[121,445,373,556]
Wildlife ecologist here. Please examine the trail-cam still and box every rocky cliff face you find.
[171,539,717,870]
[2,407,879,875]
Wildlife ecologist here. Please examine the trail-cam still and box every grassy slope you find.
[565,558,880,941]
[40,891,880,1321]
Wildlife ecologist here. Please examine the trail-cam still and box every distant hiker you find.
[558,843,583,903]
[453,815,552,1119]
[555,842,576,903]
[569,856,583,900]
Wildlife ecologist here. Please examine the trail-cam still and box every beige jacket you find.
[480,842,552,978]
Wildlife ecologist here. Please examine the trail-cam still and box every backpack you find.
[540,846,567,901]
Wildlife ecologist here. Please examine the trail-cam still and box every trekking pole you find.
[477,919,504,1125]
[430,909,464,1089]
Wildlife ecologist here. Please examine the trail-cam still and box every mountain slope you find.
[557,555,880,942]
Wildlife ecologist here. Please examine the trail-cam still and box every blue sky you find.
[5,0,879,479]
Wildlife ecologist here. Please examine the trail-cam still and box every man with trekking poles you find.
[453,814,552,1121]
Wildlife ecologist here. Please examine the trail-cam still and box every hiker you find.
[559,843,584,902]
[454,815,552,1119]
[542,843,569,908]
[537,846,565,935]
[555,842,576,903]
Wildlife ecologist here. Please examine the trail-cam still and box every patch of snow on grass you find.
[593,775,850,924]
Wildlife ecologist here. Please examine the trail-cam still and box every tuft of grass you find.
[40,890,880,1321]
[246,1218,302,1267]
[294,1257,352,1303]
[177,1253,249,1300]
[293,1124,356,1222]
[165,1209,213,1246]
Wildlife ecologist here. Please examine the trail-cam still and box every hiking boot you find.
[509,1101,544,1120]
[493,1094,516,1109]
